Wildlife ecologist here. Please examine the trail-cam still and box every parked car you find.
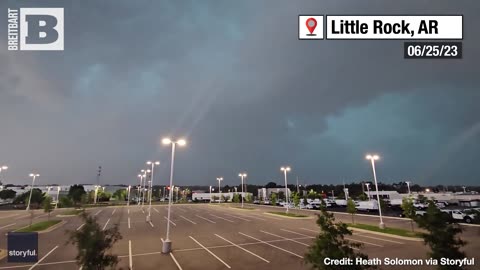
[355,200,379,212]
[451,210,476,223]
[263,200,270,205]
[253,200,260,204]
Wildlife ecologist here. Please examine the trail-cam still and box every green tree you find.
[245,194,252,203]
[307,190,317,200]
[112,189,126,201]
[293,192,300,207]
[357,193,368,201]
[270,193,277,206]
[278,191,285,200]
[378,198,388,214]
[232,193,240,203]
[401,197,416,232]
[305,207,373,270]
[416,201,466,270]
[68,212,122,270]
[14,189,45,208]
[346,198,357,224]
[0,189,16,200]
[43,196,53,220]
[68,185,86,206]
[59,196,73,208]
[265,182,277,188]
[417,194,427,204]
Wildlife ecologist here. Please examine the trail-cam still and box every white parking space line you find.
[260,230,310,247]
[28,245,58,270]
[112,209,116,215]
[94,210,103,216]
[243,215,266,221]
[128,209,130,215]
[170,253,183,270]
[299,228,360,250]
[164,217,176,226]
[149,221,154,228]
[179,215,197,225]
[258,213,282,220]
[224,213,250,221]
[354,233,404,244]
[239,232,303,259]
[195,215,216,224]
[153,208,160,213]
[14,214,30,220]
[76,223,85,231]
[300,228,318,233]
[128,217,131,229]
[215,234,270,263]
[34,214,48,219]
[209,214,234,223]
[102,218,110,231]
[0,223,16,230]
[0,214,19,219]
[189,236,231,269]
[129,240,133,270]
[176,207,187,212]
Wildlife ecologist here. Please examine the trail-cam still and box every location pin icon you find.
[306,18,317,35]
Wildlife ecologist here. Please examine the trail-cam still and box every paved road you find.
[0,204,477,270]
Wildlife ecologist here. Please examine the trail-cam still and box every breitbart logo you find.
[7,8,64,51]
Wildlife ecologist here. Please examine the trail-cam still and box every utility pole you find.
[96,166,102,186]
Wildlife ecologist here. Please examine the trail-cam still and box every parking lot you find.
[0,204,478,270]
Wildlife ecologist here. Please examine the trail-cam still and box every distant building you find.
[257,187,292,201]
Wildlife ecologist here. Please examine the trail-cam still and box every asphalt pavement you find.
[0,204,477,270]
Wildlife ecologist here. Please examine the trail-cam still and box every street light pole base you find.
[379,222,385,229]
[146,215,151,222]
[162,240,172,253]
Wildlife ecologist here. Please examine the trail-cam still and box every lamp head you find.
[177,139,186,146]
[162,138,172,145]
[1,166,7,170]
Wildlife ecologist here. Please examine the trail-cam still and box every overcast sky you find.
[0,0,479,187]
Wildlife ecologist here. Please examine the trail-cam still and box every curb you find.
[348,227,423,241]
[13,220,66,234]
[264,212,314,220]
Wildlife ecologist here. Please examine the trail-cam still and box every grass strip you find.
[347,223,422,238]
[15,220,62,232]
[268,211,308,218]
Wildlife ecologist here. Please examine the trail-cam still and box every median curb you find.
[13,220,66,234]
[348,227,423,241]
[264,212,314,219]
[228,207,258,211]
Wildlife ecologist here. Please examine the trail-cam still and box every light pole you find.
[146,161,160,222]
[126,186,131,206]
[366,154,384,229]
[238,173,247,208]
[162,137,186,254]
[26,174,39,211]
[0,166,8,184]
[280,167,291,213]
[365,183,371,201]
[94,185,100,204]
[55,186,61,209]
[141,170,149,207]
[209,185,212,203]
[405,181,411,195]
[216,177,223,204]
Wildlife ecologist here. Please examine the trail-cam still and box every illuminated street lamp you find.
[238,173,247,208]
[146,161,160,222]
[365,183,371,201]
[366,154,384,229]
[55,186,61,209]
[161,137,187,254]
[405,181,411,195]
[126,185,131,206]
[216,177,223,204]
[26,173,40,211]
[280,167,291,213]
[0,166,8,184]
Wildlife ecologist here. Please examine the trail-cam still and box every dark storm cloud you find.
[0,0,478,186]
